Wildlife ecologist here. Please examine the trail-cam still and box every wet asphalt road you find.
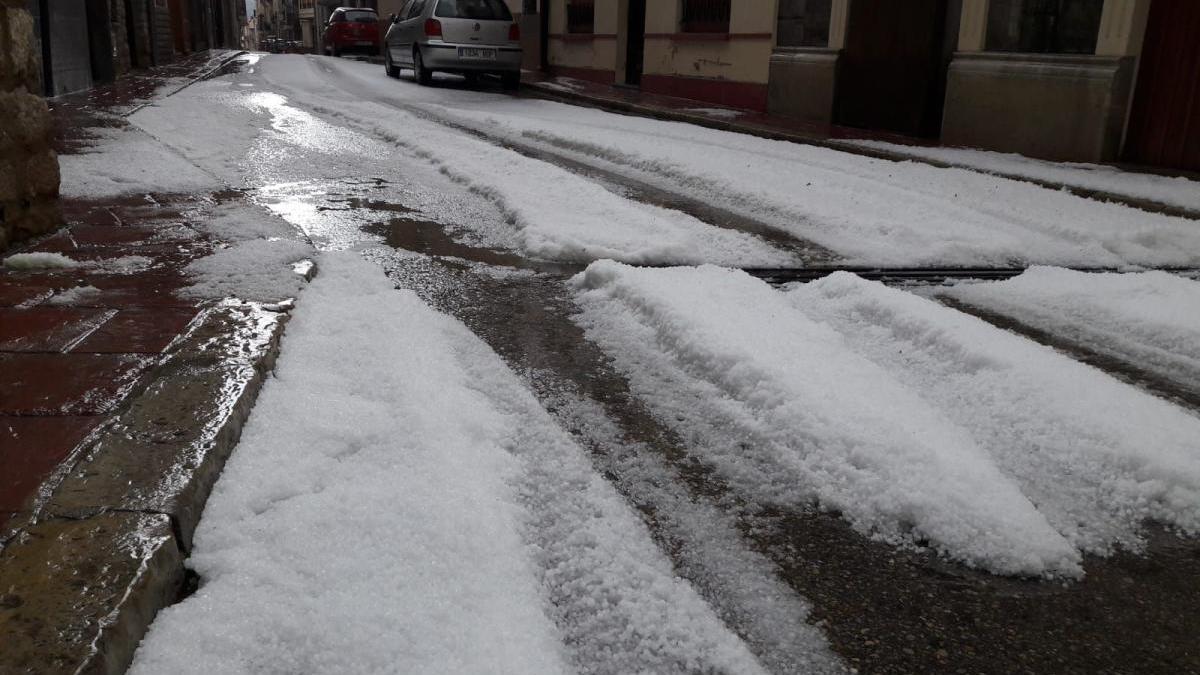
[206,55,1200,674]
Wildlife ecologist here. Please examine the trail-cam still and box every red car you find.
[323,7,381,57]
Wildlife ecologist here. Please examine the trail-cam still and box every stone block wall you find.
[0,0,61,252]
[942,53,1136,163]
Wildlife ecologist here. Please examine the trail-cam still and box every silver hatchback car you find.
[384,0,522,89]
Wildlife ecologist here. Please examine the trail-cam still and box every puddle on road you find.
[364,219,520,267]
[363,218,582,276]
[249,178,404,251]
[319,196,412,214]
[251,170,581,273]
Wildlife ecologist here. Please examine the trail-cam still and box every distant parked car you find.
[383,0,522,89]
[324,7,381,57]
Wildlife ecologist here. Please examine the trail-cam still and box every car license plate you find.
[459,47,496,60]
[355,41,373,46]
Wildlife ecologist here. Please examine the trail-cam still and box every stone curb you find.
[0,512,182,674]
[0,301,289,674]
[521,81,1200,221]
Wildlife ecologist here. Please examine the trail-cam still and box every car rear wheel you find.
[331,44,340,57]
[384,49,400,78]
[413,48,432,86]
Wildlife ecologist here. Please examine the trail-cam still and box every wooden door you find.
[625,0,645,85]
[169,0,187,54]
[835,0,951,137]
[1123,0,1200,172]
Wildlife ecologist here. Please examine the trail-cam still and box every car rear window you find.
[345,9,377,23]
[434,0,513,21]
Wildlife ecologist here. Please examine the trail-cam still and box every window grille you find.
[985,0,1104,54]
[566,0,595,34]
[680,0,730,34]
[776,0,831,48]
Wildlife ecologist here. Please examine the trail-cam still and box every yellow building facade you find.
[543,0,779,109]
[531,0,1198,169]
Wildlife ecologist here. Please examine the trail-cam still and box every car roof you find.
[334,6,377,11]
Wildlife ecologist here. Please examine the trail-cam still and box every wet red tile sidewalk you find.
[1,50,241,534]
[0,197,212,531]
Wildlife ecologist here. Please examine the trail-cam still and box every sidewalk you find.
[0,51,289,674]
[521,71,1200,220]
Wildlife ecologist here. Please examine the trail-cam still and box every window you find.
[435,0,514,20]
[680,0,730,34]
[566,0,595,34]
[776,0,831,48]
[344,9,378,23]
[404,0,426,20]
[986,0,1104,54]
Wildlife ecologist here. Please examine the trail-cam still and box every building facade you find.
[532,0,1199,171]
[299,0,314,49]
[538,0,776,110]
[256,0,302,47]
[28,0,245,97]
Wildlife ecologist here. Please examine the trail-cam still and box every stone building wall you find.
[0,0,61,252]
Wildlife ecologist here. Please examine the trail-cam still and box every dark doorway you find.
[33,0,53,94]
[85,0,115,83]
[1123,0,1200,172]
[835,0,954,137]
[168,0,185,54]
[123,0,140,67]
[539,0,550,70]
[213,0,226,47]
[625,0,646,85]
[144,0,157,65]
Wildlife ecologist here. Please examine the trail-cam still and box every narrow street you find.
[10,51,1200,674]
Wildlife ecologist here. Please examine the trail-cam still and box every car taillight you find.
[424,18,442,37]
[508,23,520,41]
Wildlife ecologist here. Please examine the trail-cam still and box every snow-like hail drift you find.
[130,252,818,675]
[570,262,1200,578]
